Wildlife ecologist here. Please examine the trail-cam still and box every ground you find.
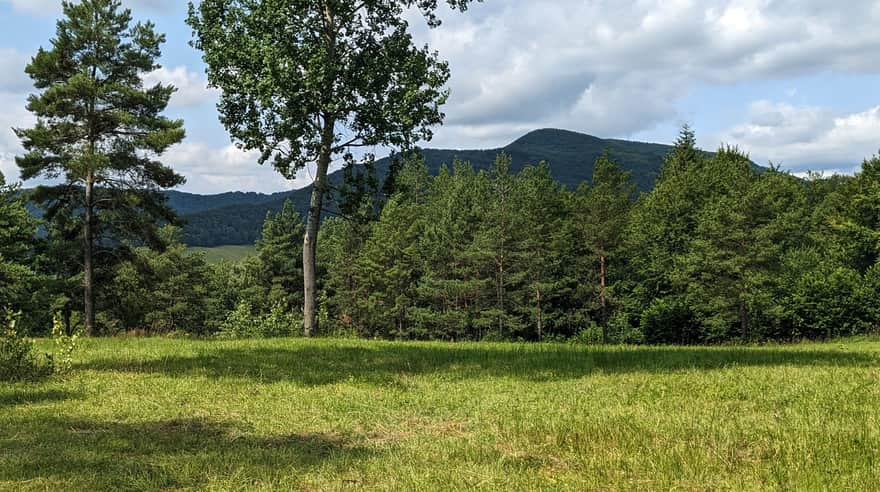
[1,337,879,490]
[188,245,256,263]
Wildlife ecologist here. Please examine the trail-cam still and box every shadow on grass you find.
[0,416,371,489]
[0,388,80,407]
[80,341,880,386]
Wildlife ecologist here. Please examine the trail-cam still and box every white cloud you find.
[162,141,315,194]
[5,0,880,191]
[718,101,880,171]
[143,66,217,108]
[0,152,17,183]
[411,0,880,149]
[0,48,32,94]
[1,0,176,15]
[0,91,35,184]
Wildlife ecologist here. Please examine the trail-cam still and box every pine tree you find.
[15,0,185,335]
[571,152,636,334]
[0,173,38,313]
[255,200,306,311]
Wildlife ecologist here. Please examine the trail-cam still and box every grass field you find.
[188,245,256,263]
[1,337,879,490]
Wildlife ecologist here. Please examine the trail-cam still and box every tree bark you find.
[536,287,543,340]
[83,176,96,336]
[302,117,335,337]
[599,255,607,315]
[599,254,607,342]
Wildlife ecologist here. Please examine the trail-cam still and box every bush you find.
[0,309,53,382]
[51,312,81,374]
[605,311,645,344]
[785,267,870,339]
[571,322,604,345]
[641,298,703,345]
[217,301,302,339]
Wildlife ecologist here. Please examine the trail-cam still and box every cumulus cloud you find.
[411,0,880,149]
[162,142,316,194]
[0,48,32,94]
[1,0,176,15]
[143,66,217,108]
[0,91,35,184]
[5,0,880,190]
[0,152,17,182]
[718,101,880,171]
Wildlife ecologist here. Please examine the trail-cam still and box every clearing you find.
[1,337,879,490]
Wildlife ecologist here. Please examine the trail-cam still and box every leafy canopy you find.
[187,0,479,175]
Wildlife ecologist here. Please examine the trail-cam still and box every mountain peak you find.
[178,129,681,246]
[508,128,604,148]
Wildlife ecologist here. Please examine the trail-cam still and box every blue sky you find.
[1,0,879,194]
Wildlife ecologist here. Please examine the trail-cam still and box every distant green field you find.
[2,337,879,490]
[188,244,255,263]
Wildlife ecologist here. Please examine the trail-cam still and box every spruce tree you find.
[15,0,185,335]
[255,200,306,311]
[571,152,636,332]
[0,173,38,313]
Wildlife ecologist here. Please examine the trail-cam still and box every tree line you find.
[5,125,880,343]
[315,128,880,343]
[4,1,879,344]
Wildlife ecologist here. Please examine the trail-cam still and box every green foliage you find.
[0,309,53,382]
[217,301,302,340]
[175,130,711,248]
[51,312,81,374]
[571,322,604,345]
[8,118,880,344]
[188,0,480,333]
[15,0,186,334]
[107,226,214,335]
[187,0,474,176]
[640,298,702,345]
[253,200,305,310]
[0,174,39,321]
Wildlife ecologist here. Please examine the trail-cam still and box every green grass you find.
[2,337,879,490]
[188,244,256,263]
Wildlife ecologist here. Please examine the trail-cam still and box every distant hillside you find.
[175,129,694,246]
[188,245,256,264]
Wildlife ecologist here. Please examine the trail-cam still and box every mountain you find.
[176,129,690,246]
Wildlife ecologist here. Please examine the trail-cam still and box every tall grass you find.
[1,337,878,490]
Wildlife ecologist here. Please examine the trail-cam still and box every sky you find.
[1,0,879,194]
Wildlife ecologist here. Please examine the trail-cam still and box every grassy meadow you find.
[188,245,256,264]
[1,337,879,490]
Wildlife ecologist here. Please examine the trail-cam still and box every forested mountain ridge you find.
[177,129,730,246]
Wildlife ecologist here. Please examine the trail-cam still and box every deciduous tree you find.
[188,0,477,335]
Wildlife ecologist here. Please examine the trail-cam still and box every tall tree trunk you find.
[83,177,96,336]
[302,118,335,337]
[599,255,607,314]
[536,287,543,340]
[497,256,504,336]
[599,254,607,342]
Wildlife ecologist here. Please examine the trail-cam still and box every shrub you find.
[217,301,302,339]
[0,309,53,382]
[605,311,645,344]
[571,322,604,345]
[641,298,703,345]
[785,267,870,339]
[51,312,81,374]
